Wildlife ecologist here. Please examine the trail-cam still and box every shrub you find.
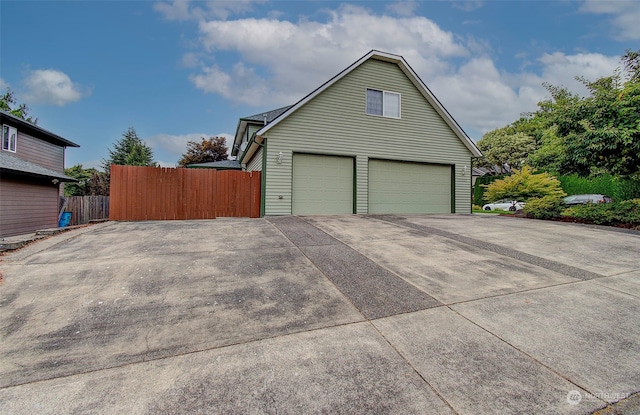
[484,166,566,202]
[523,196,565,219]
[473,174,508,206]
[562,199,640,225]
[558,174,640,201]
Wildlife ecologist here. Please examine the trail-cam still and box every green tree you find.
[64,164,110,196]
[483,166,566,202]
[178,136,228,167]
[476,129,536,172]
[528,126,566,173]
[1,88,37,124]
[102,127,157,171]
[522,50,640,179]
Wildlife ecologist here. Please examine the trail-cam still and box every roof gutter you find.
[240,134,265,165]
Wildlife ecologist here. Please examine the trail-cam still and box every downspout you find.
[260,137,267,217]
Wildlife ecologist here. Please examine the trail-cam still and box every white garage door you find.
[368,159,451,214]
[292,154,354,215]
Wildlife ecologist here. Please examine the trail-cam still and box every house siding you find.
[246,147,263,171]
[13,131,65,173]
[262,58,473,215]
[0,174,60,237]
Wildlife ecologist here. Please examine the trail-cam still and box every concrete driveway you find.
[1,214,639,414]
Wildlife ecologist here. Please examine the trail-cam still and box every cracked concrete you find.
[0,215,638,414]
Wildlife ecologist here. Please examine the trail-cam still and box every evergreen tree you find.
[102,127,157,172]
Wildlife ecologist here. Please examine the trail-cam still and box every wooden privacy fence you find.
[64,196,110,226]
[109,165,261,220]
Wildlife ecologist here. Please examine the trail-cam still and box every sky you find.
[1,0,638,169]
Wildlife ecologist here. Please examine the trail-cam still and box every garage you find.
[368,159,451,214]
[292,154,354,215]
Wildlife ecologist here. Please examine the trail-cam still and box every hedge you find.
[557,174,640,201]
[561,199,640,226]
[475,173,640,205]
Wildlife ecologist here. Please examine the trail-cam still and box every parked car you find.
[563,194,612,206]
[482,199,525,211]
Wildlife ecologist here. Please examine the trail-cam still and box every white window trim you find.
[365,88,401,119]
[2,124,17,153]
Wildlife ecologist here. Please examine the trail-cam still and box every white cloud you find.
[431,58,529,135]
[23,69,87,106]
[536,52,620,93]
[181,52,201,68]
[154,0,265,21]
[450,1,485,12]
[0,78,9,91]
[167,3,622,140]
[191,4,468,106]
[385,0,419,17]
[580,0,640,40]
[430,52,620,138]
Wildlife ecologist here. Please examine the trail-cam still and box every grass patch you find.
[472,209,514,215]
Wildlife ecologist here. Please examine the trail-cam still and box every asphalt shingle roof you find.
[241,106,292,124]
[0,151,77,181]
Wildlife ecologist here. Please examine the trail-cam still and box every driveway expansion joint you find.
[267,216,442,320]
[372,215,605,281]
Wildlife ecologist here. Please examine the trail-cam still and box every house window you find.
[366,89,401,118]
[2,125,17,152]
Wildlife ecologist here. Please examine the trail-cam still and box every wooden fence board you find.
[65,196,110,226]
[109,165,260,221]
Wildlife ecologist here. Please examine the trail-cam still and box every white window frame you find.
[2,124,17,153]
[365,88,401,119]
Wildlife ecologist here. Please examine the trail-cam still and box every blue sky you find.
[1,0,638,168]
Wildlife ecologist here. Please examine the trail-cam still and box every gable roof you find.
[231,106,292,157]
[0,110,80,148]
[0,151,77,182]
[252,50,481,158]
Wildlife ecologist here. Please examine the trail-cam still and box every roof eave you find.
[254,50,483,158]
[240,135,264,165]
[0,110,80,148]
[0,167,77,182]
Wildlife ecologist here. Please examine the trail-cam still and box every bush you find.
[562,199,640,226]
[484,166,566,202]
[558,174,640,201]
[523,196,565,219]
[473,174,507,206]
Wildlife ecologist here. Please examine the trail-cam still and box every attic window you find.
[366,89,400,118]
[2,125,17,152]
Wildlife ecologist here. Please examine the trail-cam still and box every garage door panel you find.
[369,160,450,214]
[293,154,353,215]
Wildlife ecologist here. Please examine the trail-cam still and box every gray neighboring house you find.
[232,50,482,216]
[0,110,79,237]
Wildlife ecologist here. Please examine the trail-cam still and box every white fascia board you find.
[240,134,264,165]
[255,50,482,158]
[231,119,248,157]
[255,50,383,136]
[395,56,483,157]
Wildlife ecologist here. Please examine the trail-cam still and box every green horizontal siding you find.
[246,147,263,171]
[263,58,473,215]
